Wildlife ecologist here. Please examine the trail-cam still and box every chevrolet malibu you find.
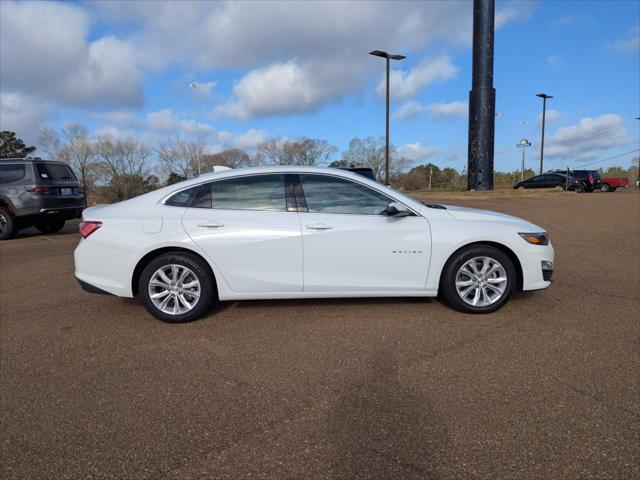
[74,166,554,323]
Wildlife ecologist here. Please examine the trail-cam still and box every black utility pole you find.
[370,50,406,184]
[467,0,496,191]
[536,93,553,174]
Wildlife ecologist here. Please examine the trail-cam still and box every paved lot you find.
[1,190,639,479]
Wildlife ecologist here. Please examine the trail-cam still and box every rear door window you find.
[192,174,287,211]
[0,164,26,184]
[36,163,77,181]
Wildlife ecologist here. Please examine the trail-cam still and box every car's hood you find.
[443,205,543,230]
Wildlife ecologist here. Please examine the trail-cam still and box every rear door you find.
[295,173,430,292]
[181,174,303,293]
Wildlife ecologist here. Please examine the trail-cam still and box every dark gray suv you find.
[0,158,85,240]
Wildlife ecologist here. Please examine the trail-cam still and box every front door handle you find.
[197,221,224,228]
[306,223,333,230]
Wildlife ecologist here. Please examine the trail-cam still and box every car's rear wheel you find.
[439,245,516,314]
[600,184,610,192]
[35,218,65,234]
[0,207,17,240]
[138,252,216,323]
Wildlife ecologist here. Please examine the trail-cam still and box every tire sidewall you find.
[440,245,517,314]
[0,207,16,240]
[35,218,65,234]
[139,252,216,323]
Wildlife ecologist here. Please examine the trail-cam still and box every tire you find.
[35,218,65,234]
[600,184,611,192]
[439,245,517,314]
[138,252,216,323]
[0,207,17,240]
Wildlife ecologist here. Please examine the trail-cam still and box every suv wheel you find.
[35,218,65,234]
[439,245,516,314]
[600,184,611,192]
[0,207,17,240]
[138,252,216,323]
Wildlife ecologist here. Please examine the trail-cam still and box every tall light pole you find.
[369,50,406,184]
[190,81,201,177]
[468,0,496,191]
[536,93,553,175]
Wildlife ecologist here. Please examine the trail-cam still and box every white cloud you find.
[537,109,563,128]
[607,26,640,53]
[190,81,217,100]
[147,109,214,136]
[0,92,52,145]
[393,100,467,121]
[548,14,594,29]
[220,129,269,150]
[378,55,457,99]
[214,60,351,119]
[0,1,143,108]
[397,142,437,162]
[545,114,629,161]
[547,56,561,67]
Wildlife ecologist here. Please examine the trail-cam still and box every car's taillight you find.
[25,185,50,193]
[79,221,102,239]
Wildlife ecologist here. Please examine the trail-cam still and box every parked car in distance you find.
[0,158,85,240]
[599,177,629,192]
[514,173,583,192]
[568,169,601,192]
[75,166,554,323]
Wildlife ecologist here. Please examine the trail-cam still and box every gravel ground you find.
[1,190,638,479]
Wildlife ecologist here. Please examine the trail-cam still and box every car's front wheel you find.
[439,245,517,314]
[138,252,216,323]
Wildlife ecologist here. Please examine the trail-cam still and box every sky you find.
[1,0,639,173]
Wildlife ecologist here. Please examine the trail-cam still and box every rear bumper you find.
[76,277,113,295]
[74,238,137,297]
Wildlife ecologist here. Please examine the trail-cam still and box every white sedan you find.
[74,166,554,323]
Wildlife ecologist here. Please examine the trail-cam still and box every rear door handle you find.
[306,223,333,230]
[197,221,224,228]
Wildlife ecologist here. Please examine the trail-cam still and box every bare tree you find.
[94,134,150,201]
[258,137,336,166]
[342,136,408,180]
[156,135,208,179]
[38,124,97,201]
[201,148,266,170]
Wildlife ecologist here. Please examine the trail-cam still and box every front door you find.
[295,173,430,292]
[182,174,303,292]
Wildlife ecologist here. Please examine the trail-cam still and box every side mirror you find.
[386,202,411,217]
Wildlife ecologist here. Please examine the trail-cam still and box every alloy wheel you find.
[455,256,508,307]
[148,264,201,315]
[0,212,7,235]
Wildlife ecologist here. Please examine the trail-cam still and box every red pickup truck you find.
[599,177,629,192]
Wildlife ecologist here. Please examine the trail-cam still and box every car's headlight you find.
[519,232,549,245]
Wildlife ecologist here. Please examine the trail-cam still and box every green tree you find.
[0,131,36,158]
[166,172,187,185]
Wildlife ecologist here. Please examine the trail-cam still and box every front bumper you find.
[519,242,555,291]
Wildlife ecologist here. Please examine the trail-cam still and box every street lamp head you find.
[369,50,388,58]
[536,93,554,99]
[369,50,406,61]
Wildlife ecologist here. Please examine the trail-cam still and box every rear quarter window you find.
[0,164,26,184]
[36,163,77,181]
